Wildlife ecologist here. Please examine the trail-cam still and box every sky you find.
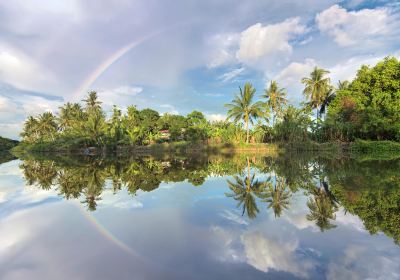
[0,0,399,139]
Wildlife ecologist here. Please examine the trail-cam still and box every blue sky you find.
[0,0,399,139]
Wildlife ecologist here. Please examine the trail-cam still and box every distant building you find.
[159,130,170,140]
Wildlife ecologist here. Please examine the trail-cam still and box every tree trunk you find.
[245,118,249,143]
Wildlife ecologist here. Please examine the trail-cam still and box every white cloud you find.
[218,67,245,82]
[207,33,240,68]
[273,58,317,103]
[327,245,400,280]
[0,49,57,93]
[98,86,143,108]
[206,113,226,122]
[241,231,314,278]
[316,5,400,47]
[159,104,179,115]
[328,55,384,84]
[97,188,143,210]
[275,58,316,86]
[236,18,307,62]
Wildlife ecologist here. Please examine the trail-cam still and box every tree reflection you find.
[263,175,291,218]
[225,158,267,219]
[306,186,338,232]
[16,152,400,245]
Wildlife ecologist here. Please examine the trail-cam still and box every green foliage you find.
[0,136,18,151]
[327,57,400,141]
[274,106,312,142]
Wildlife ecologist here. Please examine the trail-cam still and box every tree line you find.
[19,56,400,149]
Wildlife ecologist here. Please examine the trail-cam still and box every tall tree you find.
[301,67,331,120]
[263,81,288,126]
[225,82,265,143]
[82,91,102,113]
[37,112,58,141]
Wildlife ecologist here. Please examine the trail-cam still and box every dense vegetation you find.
[14,56,400,152]
[0,136,18,151]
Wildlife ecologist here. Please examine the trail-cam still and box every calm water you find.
[0,153,399,280]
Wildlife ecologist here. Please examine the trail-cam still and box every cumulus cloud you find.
[316,5,400,47]
[97,188,143,210]
[236,18,307,62]
[273,58,317,103]
[206,113,226,122]
[207,33,240,68]
[327,245,400,280]
[97,85,143,109]
[241,231,314,278]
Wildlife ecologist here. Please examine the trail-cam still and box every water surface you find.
[0,153,399,279]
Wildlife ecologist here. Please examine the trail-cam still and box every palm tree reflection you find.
[264,175,291,218]
[225,158,267,219]
[306,184,339,232]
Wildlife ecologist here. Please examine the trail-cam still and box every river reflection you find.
[0,153,399,279]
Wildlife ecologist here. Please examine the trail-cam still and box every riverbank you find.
[10,139,400,159]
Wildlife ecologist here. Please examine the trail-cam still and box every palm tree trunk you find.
[245,118,249,143]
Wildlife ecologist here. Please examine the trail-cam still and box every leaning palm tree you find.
[225,82,265,143]
[263,81,288,126]
[301,67,331,120]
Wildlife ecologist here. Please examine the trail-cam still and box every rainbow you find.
[71,30,161,102]
[74,201,139,256]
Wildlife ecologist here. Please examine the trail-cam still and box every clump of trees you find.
[19,57,400,150]
[20,91,246,150]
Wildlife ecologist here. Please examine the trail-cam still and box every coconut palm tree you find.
[301,67,331,120]
[58,102,85,131]
[319,86,335,119]
[82,91,102,113]
[21,116,39,142]
[225,82,265,143]
[37,112,58,141]
[263,81,288,126]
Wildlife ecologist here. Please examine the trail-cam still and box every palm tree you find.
[225,82,265,143]
[58,102,85,130]
[21,116,39,142]
[263,176,291,218]
[38,112,58,141]
[301,67,331,120]
[82,91,102,113]
[337,80,350,90]
[319,86,335,119]
[225,158,267,219]
[263,81,288,126]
